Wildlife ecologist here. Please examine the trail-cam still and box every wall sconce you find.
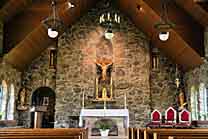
[151,47,160,70]
[49,47,57,69]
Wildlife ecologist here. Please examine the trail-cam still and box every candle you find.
[118,16,120,23]
[108,12,110,21]
[104,100,106,110]
[82,92,85,108]
[124,92,127,109]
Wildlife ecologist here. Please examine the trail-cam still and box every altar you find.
[79,108,129,137]
[79,109,129,127]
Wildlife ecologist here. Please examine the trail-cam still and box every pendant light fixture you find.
[43,0,74,39]
[99,0,120,40]
[155,0,175,41]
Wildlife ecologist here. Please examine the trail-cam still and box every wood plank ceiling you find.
[0,0,206,71]
[2,0,98,70]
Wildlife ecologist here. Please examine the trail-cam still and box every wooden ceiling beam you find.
[175,0,208,27]
[0,0,33,22]
[117,0,203,71]
[4,0,98,70]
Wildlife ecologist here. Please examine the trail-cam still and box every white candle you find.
[124,92,127,109]
[82,92,85,108]
[118,16,120,23]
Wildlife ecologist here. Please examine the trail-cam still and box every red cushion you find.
[152,111,160,121]
[167,109,175,121]
[181,111,189,121]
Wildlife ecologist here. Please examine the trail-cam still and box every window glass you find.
[191,86,198,120]
[7,84,15,120]
[1,80,8,120]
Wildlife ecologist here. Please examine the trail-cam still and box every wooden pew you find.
[146,128,208,139]
[0,128,88,139]
[128,128,208,139]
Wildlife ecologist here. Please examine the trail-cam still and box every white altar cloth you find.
[79,109,129,127]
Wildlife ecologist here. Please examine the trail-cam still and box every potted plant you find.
[0,112,3,120]
[95,119,113,137]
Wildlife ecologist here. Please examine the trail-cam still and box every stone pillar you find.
[0,21,3,56]
[204,27,208,58]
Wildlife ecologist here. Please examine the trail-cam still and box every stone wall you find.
[16,1,178,128]
[20,43,57,127]
[55,10,151,127]
[150,51,178,112]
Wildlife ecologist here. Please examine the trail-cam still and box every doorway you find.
[30,87,55,128]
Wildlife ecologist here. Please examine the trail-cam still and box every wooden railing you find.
[128,128,208,139]
[0,128,87,139]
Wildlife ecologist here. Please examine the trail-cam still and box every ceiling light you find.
[154,0,174,42]
[43,0,74,39]
[48,28,59,38]
[67,2,74,9]
[104,29,114,40]
[159,31,169,41]
[99,0,120,40]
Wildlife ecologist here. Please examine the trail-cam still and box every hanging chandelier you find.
[99,0,120,40]
[154,0,175,41]
[43,0,74,39]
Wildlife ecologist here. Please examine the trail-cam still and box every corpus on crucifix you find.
[95,59,113,101]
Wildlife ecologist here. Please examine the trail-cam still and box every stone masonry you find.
[12,1,178,128]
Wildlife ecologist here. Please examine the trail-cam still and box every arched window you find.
[199,83,207,120]
[1,80,8,120]
[7,84,15,120]
[190,86,198,120]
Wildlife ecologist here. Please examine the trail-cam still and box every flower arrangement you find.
[95,119,113,131]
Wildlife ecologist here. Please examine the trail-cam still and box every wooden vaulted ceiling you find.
[0,0,207,71]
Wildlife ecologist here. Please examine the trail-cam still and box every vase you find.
[99,129,110,137]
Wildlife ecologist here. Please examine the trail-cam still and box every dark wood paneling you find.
[4,0,98,70]
[144,0,204,56]
[116,0,203,71]
[175,0,208,27]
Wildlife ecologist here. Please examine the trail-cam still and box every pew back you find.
[0,128,87,139]
[128,128,208,139]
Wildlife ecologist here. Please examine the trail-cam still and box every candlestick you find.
[124,92,127,109]
[104,100,106,110]
[96,78,98,99]
[110,77,113,99]
[82,92,85,109]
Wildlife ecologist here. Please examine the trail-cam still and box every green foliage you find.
[95,119,113,130]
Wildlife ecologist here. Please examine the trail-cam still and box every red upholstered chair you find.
[161,107,176,127]
[151,109,162,123]
[176,109,191,127]
[146,109,161,128]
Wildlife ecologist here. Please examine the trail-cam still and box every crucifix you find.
[95,59,113,101]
